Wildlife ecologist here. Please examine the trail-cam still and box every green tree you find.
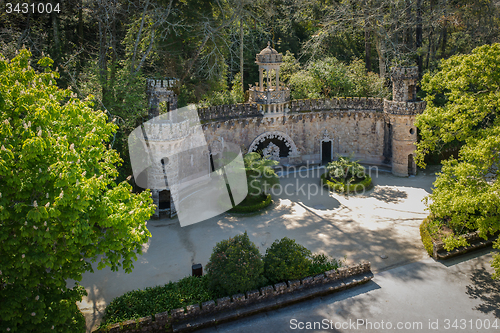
[0,50,155,332]
[414,43,500,278]
[289,57,389,100]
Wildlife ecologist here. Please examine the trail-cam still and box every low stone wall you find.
[289,97,383,113]
[432,231,499,260]
[94,262,372,333]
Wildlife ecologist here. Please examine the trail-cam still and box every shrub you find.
[263,237,312,284]
[420,218,434,256]
[100,275,215,326]
[321,173,372,194]
[308,254,342,276]
[205,232,267,297]
[229,194,272,213]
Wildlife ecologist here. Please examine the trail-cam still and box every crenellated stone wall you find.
[202,110,388,166]
[289,97,384,113]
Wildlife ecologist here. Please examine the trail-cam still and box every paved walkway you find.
[74,166,441,332]
[196,248,500,333]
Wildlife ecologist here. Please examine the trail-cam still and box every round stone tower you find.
[384,67,426,177]
[248,42,290,115]
[145,78,179,218]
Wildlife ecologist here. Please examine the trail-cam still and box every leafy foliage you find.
[198,72,245,107]
[263,237,312,284]
[229,194,272,213]
[0,49,155,332]
[205,231,267,297]
[263,238,343,283]
[414,43,500,278]
[289,57,389,100]
[98,234,343,327]
[419,218,435,256]
[100,275,215,326]
[308,254,343,276]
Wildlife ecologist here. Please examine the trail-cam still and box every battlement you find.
[289,97,384,113]
[384,100,426,115]
[198,103,262,122]
[142,119,191,142]
[390,67,419,81]
[146,78,179,91]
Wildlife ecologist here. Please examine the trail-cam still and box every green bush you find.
[100,275,215,326]
[205,232,267,297]
[263,237,312,284]
[229,194,272,213]
[321,173,372,194]
[420,218,435,256]
[308,254,342,276]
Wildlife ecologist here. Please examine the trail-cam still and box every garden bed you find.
[420,218,499,260]
[93,262,372,333]
[320,173,372,194]
[228,194,272,213]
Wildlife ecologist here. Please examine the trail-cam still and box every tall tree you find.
[0,49,155,332]
[415,43,500,278]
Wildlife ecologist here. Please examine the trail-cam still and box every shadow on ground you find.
[466,261,500,318]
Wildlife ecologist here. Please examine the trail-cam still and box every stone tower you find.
[248,42,290,114]
[145,78,179,218]
[384,67,426,177]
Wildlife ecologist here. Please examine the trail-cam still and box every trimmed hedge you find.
[205,232,267,297]
[320,173,372,194]
[229,194,272,213]
[420,218,434,256]
[100,235,343,328]
[263,237,312,284]
[99,276,215,327]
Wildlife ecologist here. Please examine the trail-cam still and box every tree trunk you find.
[363,4,372,72]
[404,0,413,50]
[416,0,423,77]
[240,18,244,93]
[375,35,386,79]
[78,0,83,47]
[97,2,108,103]
[51,2,60,63]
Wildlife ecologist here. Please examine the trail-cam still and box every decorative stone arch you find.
[320,129,334,163]
[248,131,299,157]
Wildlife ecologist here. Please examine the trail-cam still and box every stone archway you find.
[248,131,299,158]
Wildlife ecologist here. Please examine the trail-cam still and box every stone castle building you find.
[143,46,425,218]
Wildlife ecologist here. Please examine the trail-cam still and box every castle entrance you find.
[321,141,332,163]
[248,131,299,160]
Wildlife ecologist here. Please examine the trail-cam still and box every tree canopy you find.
[0,49,155,332]
[415,43,500,278]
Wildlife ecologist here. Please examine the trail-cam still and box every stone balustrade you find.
[248,87,290,104]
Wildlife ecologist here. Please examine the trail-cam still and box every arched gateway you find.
[248,131,299,159]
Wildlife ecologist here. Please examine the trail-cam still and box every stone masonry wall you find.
[202,110,388,166]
